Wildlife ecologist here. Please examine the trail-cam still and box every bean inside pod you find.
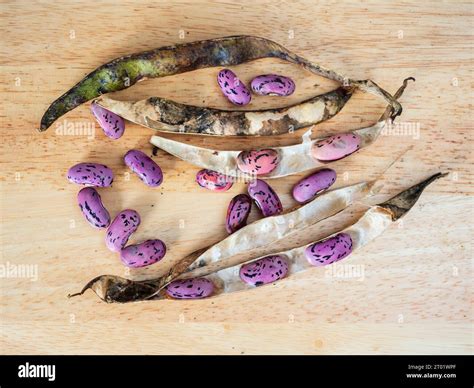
[236,149,280,176]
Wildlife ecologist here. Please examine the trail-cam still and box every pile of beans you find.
[68,149,166,269]
[217,69,295,106]
[73,70,341,299]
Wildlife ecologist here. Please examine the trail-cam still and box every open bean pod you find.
[69,173,446,302]
[150,79,414,180]
[69,180,374,302]
[180,172,447,298]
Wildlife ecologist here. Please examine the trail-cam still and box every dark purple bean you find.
[105,209,141,252]
[120,239,166,268]
[247,179,282,217]
[292,168,337,203]
[67,162,113,187]
[124,149,163,187]
[77,187,110,229]
[226,194,252,234]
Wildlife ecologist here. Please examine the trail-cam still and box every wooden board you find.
[0,0,472,354]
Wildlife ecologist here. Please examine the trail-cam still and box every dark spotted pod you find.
[226,194,252,234]
[120,239,166,268]
[124,149,163,187]
[250,74,295,96]
[77,187,110,229]
[236,149,280,176]
[67,162,114,187]
[239,255,289,286]
[166,278,214,299]
[105,209,141,252]
[196,169,233,192]
[305,233,353,267]
[217,69,251,106]
[292,168,337,203]
[248,179,283,217]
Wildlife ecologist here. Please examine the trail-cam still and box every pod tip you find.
[378,172,447,220]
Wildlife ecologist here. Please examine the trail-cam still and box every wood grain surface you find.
[0,0,472,354]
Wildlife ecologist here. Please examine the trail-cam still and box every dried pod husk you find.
[182,172,446,297]
[150,79,414,180]
[40,35,404,131]
[70,172,445,303]
[94,87,351,136]
[70,181,374,302]
[69,247,208,303]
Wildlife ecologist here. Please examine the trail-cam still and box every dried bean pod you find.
[236,149,280,176]
[67,163,114,187]
[40,35,403,132]
[105,210,141,252]
[77,187,110,228]
[248,179,282,217]
[217,69,251,106]
[305,233,353,267]
[124,149,163,187]
[120,239,166,268]
[149,78,414,179]
[196,169,233,192]
[90,102,125,139]
[311,133,361,162]
[292,168,337,203]
[226,194,252,234]
[72,172,446,303]
[239,255,289,286]
[166,278,214,299]
[98,87,351,136]
[250,74,295,96]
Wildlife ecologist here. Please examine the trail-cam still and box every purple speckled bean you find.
[105,209,141,252]
[226,194,252,234]
[250,74,295,96]
[67,163,114,187]
[292,168,337,203]
[248,179,283,217]
[77,187,110,229]
[91,102,125,139]
[166,278,214,299]
[239,255,289,286]
[236,149,280,176]
[217,69,251,106]
[120,239,166,268]
[196,169,233,192]
[124,149,163,187]
[305,233,353,267]
[311,133,361,162]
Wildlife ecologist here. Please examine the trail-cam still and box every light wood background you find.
[1,0,472,354]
